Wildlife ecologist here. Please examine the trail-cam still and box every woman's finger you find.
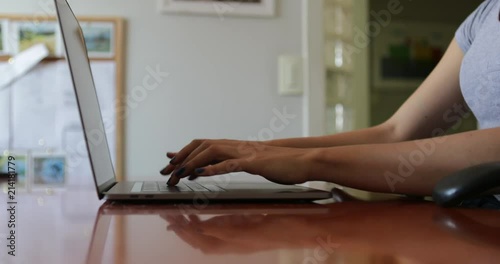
[193,159,245,178]
[175,146,231,178]
[175,141,213,171]
[160,163,176,175]
[170,139,207,165]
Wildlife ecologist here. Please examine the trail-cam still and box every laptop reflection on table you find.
[86,202,331,263]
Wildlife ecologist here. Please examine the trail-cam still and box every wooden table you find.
[1,185,499,264]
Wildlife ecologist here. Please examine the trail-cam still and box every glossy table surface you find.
[1,184,500,264]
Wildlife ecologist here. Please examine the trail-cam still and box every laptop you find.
[54,0,331,201]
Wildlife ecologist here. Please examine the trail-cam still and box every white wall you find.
[0,0,306,181]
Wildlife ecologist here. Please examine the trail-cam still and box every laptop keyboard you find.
[141,181,226,192]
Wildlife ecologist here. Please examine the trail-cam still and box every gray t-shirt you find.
[455,0,500,201]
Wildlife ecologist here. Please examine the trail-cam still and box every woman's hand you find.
[160,139,315,186]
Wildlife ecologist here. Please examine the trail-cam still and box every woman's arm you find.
[266,38,468,148]
[265,124,398,148]
[309,127,500,196]
[163,125,500,195]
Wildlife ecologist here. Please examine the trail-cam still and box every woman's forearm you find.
[266,123,399,148]
[307,127,500,196]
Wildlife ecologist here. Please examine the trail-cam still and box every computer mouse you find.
[432,162,500,207]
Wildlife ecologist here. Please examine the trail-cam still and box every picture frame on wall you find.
[372,21,456,90]
[80,21,115,58]
[158,0,276,18]
[11,20,63,57]
[31,153,66,187]
[0,19,9,55]
[0,150,29,191]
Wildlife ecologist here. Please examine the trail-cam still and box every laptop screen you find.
[55,0,116,193]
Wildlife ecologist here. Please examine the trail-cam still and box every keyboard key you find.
[159,185,191,192]
[142,182,159,192]
[202,184,226,192]
[131,182,143,193]
[184,182,210,192]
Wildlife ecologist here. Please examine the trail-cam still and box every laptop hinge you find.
[100,180,118,194]
[105,182,117,192]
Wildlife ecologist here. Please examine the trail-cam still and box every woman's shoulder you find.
[455,0,499,53]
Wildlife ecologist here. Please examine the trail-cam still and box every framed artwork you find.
[0,150,29,190]
[13,21,62,57]
[31,153,66,186]
[0,19,8,55]
[372,21,456,90]
[158,0,276,18]
[80,21,115,58]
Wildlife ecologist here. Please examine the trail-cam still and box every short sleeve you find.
[455,0,497,53]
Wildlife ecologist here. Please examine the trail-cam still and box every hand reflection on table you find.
[159,198,500,263]
[161,213,337,255]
